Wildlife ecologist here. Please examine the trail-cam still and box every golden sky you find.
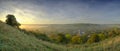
[0,8,49,24]
[0,0,120,24]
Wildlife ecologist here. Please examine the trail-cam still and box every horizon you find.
[0,0,120,24]
[20,23,120,25]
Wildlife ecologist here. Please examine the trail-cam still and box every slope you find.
[0,21,66,51]
[1,20,120,51]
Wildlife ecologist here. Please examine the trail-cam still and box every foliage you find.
[22,27,120,45]
[87,34,99,44]
[21,29,50,41]
[98,33,106,41]
[5,14,21,28]
[49,33,67,43]
[65,34,72,43]
[81,34,88,43]
[71,35,83,44]
[48,34,57,42]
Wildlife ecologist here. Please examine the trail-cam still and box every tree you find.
[48,33,67,43]
[65,34,72,43]
[98,33,106,41]
[48,34,57,42]
[81,34,88,43]
[6,14,21,28]
[87,34,99,44]
[55,33,66,43]
[71,35,83,44]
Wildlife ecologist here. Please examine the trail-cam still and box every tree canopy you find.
[6,14,21,28]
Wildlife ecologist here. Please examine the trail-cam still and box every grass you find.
[0,21,66,51]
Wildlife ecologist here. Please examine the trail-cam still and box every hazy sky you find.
[0,0,120,24]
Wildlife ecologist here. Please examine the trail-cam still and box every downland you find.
[0,21,120,51]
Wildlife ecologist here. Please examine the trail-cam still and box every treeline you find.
[21,27,120,44]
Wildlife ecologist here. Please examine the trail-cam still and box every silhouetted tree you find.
[6,14,21,29]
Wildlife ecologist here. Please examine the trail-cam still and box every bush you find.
[48,33,66,43]
[98,33,106,41]
[87,34,99,44]
[81,34,88,43]
[71,35,83,44]
[55,33,67,43]
[65,34,72,43]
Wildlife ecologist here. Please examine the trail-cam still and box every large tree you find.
[6,14,21,28]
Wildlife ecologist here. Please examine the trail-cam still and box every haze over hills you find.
[20,23,120,34]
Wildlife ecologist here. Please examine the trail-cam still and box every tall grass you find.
[0,21,66,51]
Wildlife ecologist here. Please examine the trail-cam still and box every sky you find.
[0,0,120,24]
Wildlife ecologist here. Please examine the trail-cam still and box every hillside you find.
[0,21,120,51]
[0,21,66,51]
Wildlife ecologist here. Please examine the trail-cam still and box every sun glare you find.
[9,9,37,24]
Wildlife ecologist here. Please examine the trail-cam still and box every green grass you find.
[0,21,66,51]
[0,21,120,51]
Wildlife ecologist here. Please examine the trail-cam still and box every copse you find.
[6,14,21,29]
[71,35,83,44]
[55,33,67,43]
[87,34,99,44]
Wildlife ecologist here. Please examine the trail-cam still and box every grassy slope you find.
[0,21,66,51]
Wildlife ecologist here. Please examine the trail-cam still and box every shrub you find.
[98,33,106,41]
[65,34,72,43]
[87,34,99,44]
[81,34,88,43]
[55,33,67,43]
[48,33,66,43]
[71,35,83,44]
[48,34,57,42]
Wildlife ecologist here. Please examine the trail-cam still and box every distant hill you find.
[21,23,119,34]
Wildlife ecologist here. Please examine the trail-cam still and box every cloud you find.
[0,0,120,24]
